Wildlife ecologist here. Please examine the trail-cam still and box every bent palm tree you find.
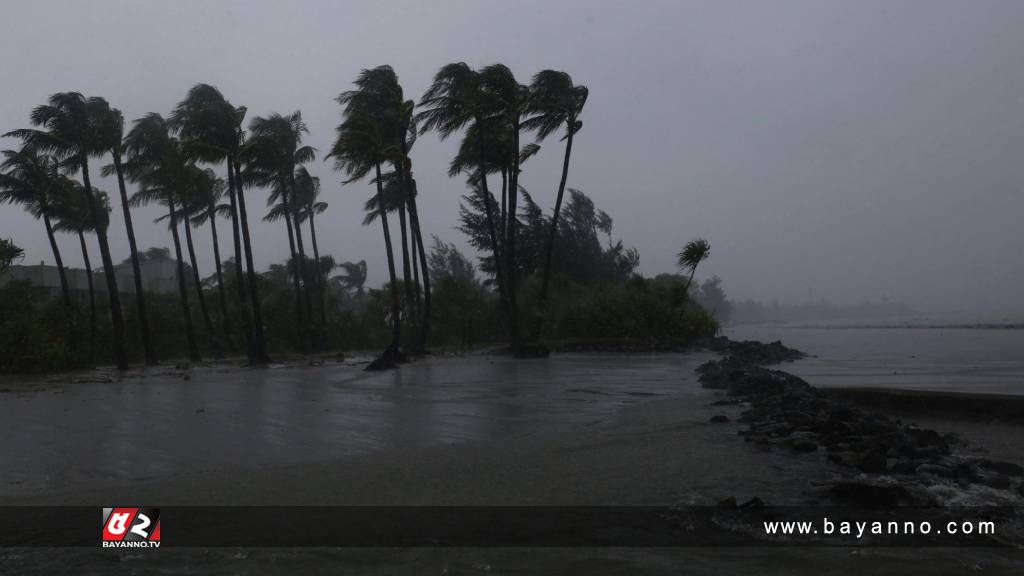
[678,238,711,291]
[417,63,513,349]
[53,183,110,362]
[244,112,317,343]
[171,84,269,364]
[6,92,128,368]
[97,103,156,365]
[189,169,233,347]
[335,260,368,299]
[524,70,588,342]
[0,147,71,310]
[294,167,328,323]
[329,69,405,368]
[122,113,201,361]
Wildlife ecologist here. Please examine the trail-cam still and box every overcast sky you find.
[2,0,1023,314]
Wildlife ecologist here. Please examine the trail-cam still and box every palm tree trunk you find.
[374,161,402,363]
[307,207,326,324]
[208,202,233,349]
[77,229,96,363]
[410,218,421,313]
[80,156,127,370]
[475,129,515,350]
[40,209,70,310]
[407,192,431,351]
[505,125,521,352]
[112,151,156,365]
[280,189,306,350]
[233,158,270,364]
[397,200,415,340]
[289,191,314,325]
[183,210,222,358]
[532,126,576,342]
[167,194,201,362]
[226,156,255,357]
[500,169,508,245]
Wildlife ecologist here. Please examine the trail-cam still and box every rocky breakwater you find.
[697,340,1024,507]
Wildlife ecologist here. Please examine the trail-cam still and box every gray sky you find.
[2,0,1023,314]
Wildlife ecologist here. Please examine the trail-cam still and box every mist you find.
[2,0,1023,316]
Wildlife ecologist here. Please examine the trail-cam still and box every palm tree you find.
[53,182,110,362]
[0,147,71,309]
[96,103,157,365]
[0,238,23,273]
[524,70,589,342]
[174,166,223,356]
[329,68,406,368]
[189,168,233,347]
[121,113,201,362]
[335,260,368,299]
[417,63,513,348]
[171,84,269,364]
[678,238,712,291]
[5,93,128,368]
[294,166,328,323]
[244,111,317,343]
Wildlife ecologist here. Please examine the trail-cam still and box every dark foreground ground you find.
[1,347,1023,574]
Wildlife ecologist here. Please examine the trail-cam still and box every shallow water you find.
[0,354,717,499]
[727,324,1024,395]
[2,352,1023,574]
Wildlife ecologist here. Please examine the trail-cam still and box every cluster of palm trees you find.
[1,61,588,369]
[330,63,587,362]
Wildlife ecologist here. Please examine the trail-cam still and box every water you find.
[727,323,1024,396]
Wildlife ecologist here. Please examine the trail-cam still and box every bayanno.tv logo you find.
[101,507,161,548]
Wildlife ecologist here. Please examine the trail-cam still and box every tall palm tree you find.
[294,166,328,323]
[524,70,589,342]
[0,147,71,309]
[121,113,201,362]
[417,63,513,348]
[5,92,128,368]
[244,111,317,341]
[171,84,269,364]
[329,69,406,368]
[189,168,233,347]
[96,103,157,365]
[53,182,110,362]
[678,238,712,291]
[174,166,223,356]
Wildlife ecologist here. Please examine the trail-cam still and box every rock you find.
[711,399,741,406]
[857,449,888,473]
[716,496,737,508]
[890,459,920,475]
[786,438,818,453]
[826,480,930,507]
[977,460,1024,477]
[739,497,765,508]
[1017,483,1024,498]
[710,415,730,423]
[915,463,953,478]
[979,474,1012,490]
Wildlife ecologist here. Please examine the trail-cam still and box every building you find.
[0,249,190,298]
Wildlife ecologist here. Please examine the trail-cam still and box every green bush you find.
[552,275,719,343]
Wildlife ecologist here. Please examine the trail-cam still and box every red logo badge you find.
[101,507,161,548]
